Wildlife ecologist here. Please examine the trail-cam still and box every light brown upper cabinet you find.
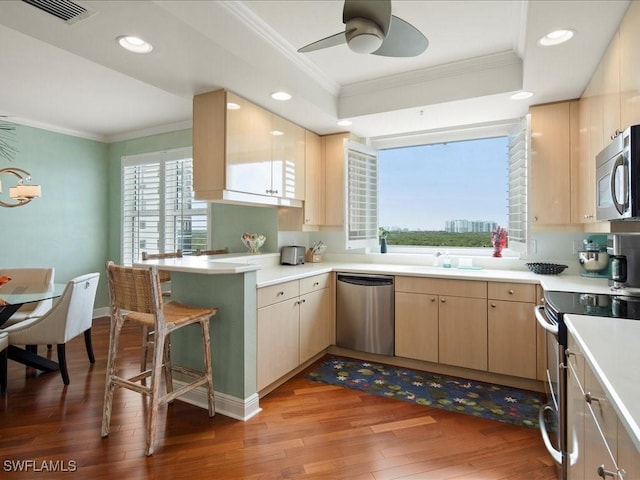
[193,89,305,206]
[620,0,640,130]
[323,132,351,227]
[602,31,622,143]
[529,100,579,226]
[303,130,324,226]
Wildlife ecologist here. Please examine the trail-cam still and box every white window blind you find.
[345,141,378,249]
[122,147,207,265]
[507,115,530,253]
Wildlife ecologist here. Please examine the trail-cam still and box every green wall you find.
[0,124,109,307]
[0,124,280,310]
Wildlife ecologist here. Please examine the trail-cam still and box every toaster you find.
[280,246,305,265]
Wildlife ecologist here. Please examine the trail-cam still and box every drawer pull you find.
[313,282,319,287]
[508,289,514,295]
[277,291,285,296]
[596,465,616,478]
[294,299,306,306]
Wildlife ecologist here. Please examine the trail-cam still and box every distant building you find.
[445,219,497,233]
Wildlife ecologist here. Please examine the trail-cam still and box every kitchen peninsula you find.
[135,255,262,421]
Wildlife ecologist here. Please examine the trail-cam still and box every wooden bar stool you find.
[140,249,182,372]
[101,261,216,456]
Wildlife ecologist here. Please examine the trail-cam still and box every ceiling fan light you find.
[346,17,384,54]
[348,32,384,54]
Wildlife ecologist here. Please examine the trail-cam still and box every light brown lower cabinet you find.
[438,295,488,370]
[487,282,538,380]
[395,291,439,363]
[394,276,488,371]
[257,273,331,391]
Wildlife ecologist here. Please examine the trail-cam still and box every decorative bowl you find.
[241,233,266,254]
[525,262,568,275]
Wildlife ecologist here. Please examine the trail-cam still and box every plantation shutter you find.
[345,141,378,250]
[507,115,530,253]
[122,147,207,265]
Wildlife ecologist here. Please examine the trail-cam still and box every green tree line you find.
[385,230,494,248]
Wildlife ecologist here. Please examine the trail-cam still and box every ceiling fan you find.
[297,0,428,57]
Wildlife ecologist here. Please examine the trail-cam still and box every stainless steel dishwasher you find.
[336,273,394,355]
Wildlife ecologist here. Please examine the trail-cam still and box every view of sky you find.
[378,136,509,231]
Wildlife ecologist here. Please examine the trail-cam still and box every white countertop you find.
[565,314,640,451]
[133,255,261,274]
[134,252,613,294]
[255,261,612,292]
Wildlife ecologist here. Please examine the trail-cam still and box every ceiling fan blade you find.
[372,15,428,57]
[343,0,391,36]
[298,31,347,53]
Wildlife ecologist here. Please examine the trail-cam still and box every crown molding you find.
[340,51,522,99]
[218,1,340,96]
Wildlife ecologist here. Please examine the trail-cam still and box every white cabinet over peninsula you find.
[134,256,262,421]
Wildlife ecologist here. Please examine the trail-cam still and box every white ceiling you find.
[0,0,631,143]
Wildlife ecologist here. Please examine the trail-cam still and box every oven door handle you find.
[534,305,559,335]
[539,404,563,465]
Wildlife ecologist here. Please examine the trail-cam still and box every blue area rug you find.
[306,356,545,429]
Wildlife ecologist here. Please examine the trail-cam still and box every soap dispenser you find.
[442,250,452,268]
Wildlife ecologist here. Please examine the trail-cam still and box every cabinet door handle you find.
[430,297,436,302]
[596,465,617,478]
[440,298,446,303]
[277,291,284,296]
[313,282,319,287]
[490,303,496,308]
[585,392,601,404]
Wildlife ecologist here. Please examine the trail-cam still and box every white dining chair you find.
[0,272,99,387]
[0,268,55,326]
[0,332,7,394]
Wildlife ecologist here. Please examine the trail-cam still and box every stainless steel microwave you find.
[596,125,640,221]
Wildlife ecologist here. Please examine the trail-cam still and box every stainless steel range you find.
[535,290,640,479]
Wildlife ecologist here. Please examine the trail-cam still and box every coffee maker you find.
[608,234,640,293]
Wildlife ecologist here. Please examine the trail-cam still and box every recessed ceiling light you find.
[511,91,534,100]
[270,130,284,136]
[271,91,292,101]
[337,119,352,127]
[227,102,241,110]
[538,29,574,47]
[117,35,153,54]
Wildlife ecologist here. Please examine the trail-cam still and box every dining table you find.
[0,282,66,373]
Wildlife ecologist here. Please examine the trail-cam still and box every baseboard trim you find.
[172,380,262,421]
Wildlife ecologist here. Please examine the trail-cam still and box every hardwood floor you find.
[0,317,557,479]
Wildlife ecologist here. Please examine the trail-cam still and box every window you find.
[121,147,207,265]
[377,136,510,250]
